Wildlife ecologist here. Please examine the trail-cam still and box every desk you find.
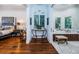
[32,28,47,38]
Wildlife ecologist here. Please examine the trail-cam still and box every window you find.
[40,15,45,27]
[65,16,72,29]
[34,15,39,27]
[55,17,61,29]
[34,15,45,29]
[2,17,14,26]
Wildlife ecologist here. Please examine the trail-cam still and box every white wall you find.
[26,5,48,43]
[26,4,54,44]
[30,4,48,38]
[0,7,26,30]
[26,5,32,44]
[52,5,79,34]
[47,5,53,44]
[30,4,49,29]
[75,5,79,29]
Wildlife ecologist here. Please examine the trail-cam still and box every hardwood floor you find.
[0,37,58,54]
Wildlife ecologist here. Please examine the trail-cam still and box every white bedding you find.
[0,26,14,36]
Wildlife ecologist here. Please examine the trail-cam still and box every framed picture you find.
[2,17,15,26]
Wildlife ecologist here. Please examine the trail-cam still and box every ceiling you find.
[0,4,78,11]
[53,4,76,11]
[0,4,26,10]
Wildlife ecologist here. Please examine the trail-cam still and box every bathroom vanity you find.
[53,30,79,41]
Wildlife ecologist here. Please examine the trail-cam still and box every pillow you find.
[2,27,11,30]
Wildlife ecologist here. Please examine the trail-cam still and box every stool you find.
[55,35,68,44]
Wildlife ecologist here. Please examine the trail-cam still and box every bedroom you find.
[0,5,26,38]
[0,4,79,54]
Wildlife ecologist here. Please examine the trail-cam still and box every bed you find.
[0,26,14,39]
[0,17,15,39]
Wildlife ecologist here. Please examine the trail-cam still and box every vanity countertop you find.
[53,31,79,34]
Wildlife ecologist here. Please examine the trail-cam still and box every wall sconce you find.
[47,18,49,25]
[17,22,20,25]
[30,17,32,25]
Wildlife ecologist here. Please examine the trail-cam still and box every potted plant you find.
[36,24,42,29]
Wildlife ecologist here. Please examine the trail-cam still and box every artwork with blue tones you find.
[2,17,14,26]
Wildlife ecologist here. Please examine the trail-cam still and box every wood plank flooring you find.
[0,37,58,54]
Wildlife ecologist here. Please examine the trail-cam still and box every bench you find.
[55,35,68,44]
